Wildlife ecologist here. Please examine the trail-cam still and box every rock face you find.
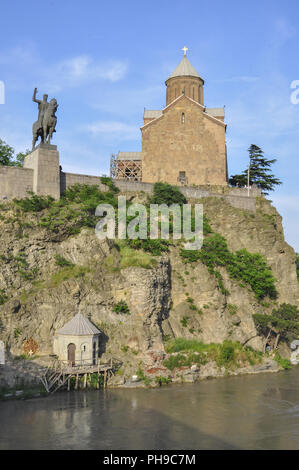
[290,349,299,365]
[0,194,298,386]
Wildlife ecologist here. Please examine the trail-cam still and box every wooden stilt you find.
[40,357,119,394]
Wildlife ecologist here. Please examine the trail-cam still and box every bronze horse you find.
[32,89,58,150]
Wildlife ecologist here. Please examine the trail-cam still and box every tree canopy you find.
[253,303,299,349]
[149,182,187,205]
[229,144,282,195]
[0,138,30,167]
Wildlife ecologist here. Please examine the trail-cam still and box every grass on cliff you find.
[163,338,263,371]
[13,181,119,235]
[274,353,292,369]
[104,242,158,270]
[180,233,277,300]
[18,263,92,295]
[10,182,210,258]
[49,264,91,287]
[7,182,280,301]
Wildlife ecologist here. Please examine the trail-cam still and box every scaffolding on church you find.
[110,153,142,181]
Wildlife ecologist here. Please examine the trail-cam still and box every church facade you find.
[111,49,228,186]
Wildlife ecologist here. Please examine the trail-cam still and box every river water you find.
[0,368,299,450]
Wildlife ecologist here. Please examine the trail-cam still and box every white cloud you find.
[82,121,140,141]
[42,56,128,92]
[0,43,128,92]
[0,43,38,66]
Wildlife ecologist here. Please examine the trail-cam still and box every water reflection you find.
[0,368,299,449]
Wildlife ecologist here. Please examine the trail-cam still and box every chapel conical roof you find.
[57,313,101,336]
[168,56,202,80]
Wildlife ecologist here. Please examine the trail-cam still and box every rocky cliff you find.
[0,191,298,389]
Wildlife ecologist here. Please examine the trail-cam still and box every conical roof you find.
[168,56,202,80]
[57,313,101,336]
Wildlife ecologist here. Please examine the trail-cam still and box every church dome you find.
[168,56,203,80]
[165,49,205,106]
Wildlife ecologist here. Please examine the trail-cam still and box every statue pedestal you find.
[24,144,60,199]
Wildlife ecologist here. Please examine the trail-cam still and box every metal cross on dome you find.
[182,46,188,56]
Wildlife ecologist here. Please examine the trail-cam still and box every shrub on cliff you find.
[180,233,277,300]
[113,301,130,315]
[14,192,55,212]
[125,238,169,256]
[149,182,187,205]
[37,184,119,234]
[100,176,119,194]
[163,338,262,370]
[54,254,74,268]
[62,183,118,209]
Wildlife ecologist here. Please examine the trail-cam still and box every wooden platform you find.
[40,358,122,394]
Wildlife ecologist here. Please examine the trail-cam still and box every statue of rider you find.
[32,88,49,137]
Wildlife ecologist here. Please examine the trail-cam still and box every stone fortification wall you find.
[0,146,260,213]
[60,172,108,193]
[0,166,33,200]
[113,179,259,212]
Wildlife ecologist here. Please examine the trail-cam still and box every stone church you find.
[1,48,259,212]
[111,48,228,186]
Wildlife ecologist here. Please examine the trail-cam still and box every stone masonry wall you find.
[0,151,259,212]
[114,180,258,212]
[60,172,108,193]
[0,166,33,200]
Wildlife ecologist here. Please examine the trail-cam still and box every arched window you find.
[181,112,185,124]
[175,88,177,98]
[192,88,194,100]
[67,343,76,366]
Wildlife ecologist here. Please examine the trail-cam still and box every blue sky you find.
[0,0,298,250]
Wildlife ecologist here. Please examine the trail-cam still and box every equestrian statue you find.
[32,88,58,150]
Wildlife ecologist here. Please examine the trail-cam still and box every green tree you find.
[0,138,30,167]
[253,303,299,350]
[14,150,30,167]
[149,182,187,205]
[296,253,299,281]
[229,144,282,195]
[0,138,14,166]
